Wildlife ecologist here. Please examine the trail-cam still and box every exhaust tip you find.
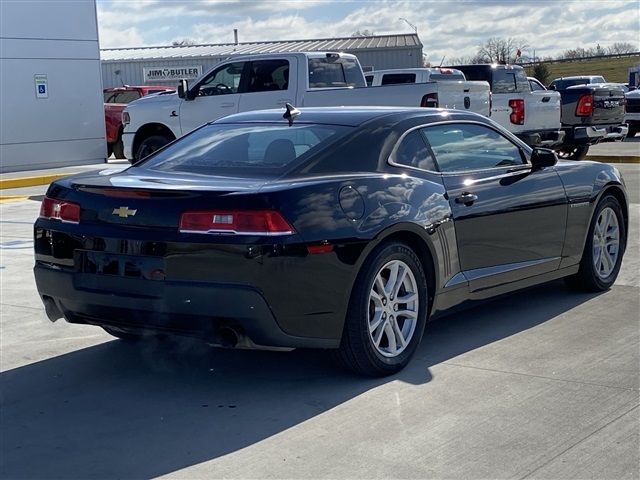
[42,296,63,322]
[217,327,239,348]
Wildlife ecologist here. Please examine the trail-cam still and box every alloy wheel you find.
[367,260,419,358]
[592,206,620,279]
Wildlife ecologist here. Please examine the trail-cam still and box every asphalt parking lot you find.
[1,164,638,479]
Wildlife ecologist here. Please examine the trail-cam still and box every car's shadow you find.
[0,280,602,479]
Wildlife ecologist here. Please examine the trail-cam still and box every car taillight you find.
[509,99,525,124]
[179,210,294,236]
[39,196,81,223]
[122,111,130,125]
[421,92,438,108]
[575,94,594,117]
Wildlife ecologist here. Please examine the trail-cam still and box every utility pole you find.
[398,17,418,34]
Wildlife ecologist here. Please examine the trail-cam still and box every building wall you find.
[0,0,105,172]
[101,46,423,87]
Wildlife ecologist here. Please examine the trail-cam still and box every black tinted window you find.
[381,73,416,85]
[393,130,437,171]
[141,123,352,177]
[422,124,524,172]
[308,56,365,88]
[113,91,141,104]
[247,60,289,92]
[365,75,373,86]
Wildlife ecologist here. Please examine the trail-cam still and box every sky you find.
[96,0,639,63]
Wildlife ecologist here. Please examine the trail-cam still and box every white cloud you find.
[96,0,640,61]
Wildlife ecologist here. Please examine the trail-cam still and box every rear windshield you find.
[140,123,353,177]
[491,68,530,93]
[550,77,605,89]
[381,73,416,85]
[308,56,365,88]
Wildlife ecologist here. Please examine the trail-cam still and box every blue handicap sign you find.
[38,85,46,94]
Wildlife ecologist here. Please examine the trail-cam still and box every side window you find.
[104,91,118,103]
[246,60,289,93]
[422,124,524,172]
[529,79,543,91]
[197,62,245,96]
[365,75,373,86]
[381,73,416,85]
[393,130,437,171]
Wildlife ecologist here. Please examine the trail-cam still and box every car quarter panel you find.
[553,160,628,268]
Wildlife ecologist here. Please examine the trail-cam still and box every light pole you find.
[398,17,418,34]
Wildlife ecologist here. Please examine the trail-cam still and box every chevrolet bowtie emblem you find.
[112,206,137,218]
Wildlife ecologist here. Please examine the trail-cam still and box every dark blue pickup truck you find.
[548,76,627,160]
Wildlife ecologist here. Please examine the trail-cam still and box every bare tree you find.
[351,29,375,37]
[607,42,638,54]
[477,37,528,64]
[172,38,197,46]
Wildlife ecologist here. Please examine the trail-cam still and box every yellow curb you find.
[0,195,30,203]
[0,173,72,190]
[585,156,640,164]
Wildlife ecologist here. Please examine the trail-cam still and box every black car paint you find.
[33,108,628,349]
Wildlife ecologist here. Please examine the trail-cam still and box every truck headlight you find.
[122,111,130,125]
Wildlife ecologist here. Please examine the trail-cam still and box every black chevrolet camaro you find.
[34,107,628,376]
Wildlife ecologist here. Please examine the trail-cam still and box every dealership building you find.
[100,34,423,88]
[1,0,105,172]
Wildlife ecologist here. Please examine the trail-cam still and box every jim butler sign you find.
[143,66,202,82]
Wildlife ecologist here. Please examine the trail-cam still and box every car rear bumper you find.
[516,129,565,147]
[34,263,337,349]
[564,124,629,145]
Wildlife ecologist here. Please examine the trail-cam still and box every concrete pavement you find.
[0,169,638,479]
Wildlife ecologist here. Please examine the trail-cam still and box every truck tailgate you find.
[525,90,562,131]
[434,80,490,116]
[592,87,626,124]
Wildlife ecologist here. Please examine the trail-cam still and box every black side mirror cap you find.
[530,148,558,170]
[177,79,191,100]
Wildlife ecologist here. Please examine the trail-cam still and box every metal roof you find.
[101,34,422,62]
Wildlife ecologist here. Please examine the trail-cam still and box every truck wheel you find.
[556,145,589,161]
[336,242,428,377]
[112,139,125,159]
[135,135,170,162]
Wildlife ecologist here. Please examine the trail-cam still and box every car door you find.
[238,59,297,112]
[420,122,567,293]
[178,61,246,135]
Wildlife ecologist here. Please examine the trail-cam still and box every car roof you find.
[213,106,484,127]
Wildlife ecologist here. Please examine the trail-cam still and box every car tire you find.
[556,145,589,161]
[112,138,125,159]
[135,134,171,162]
[565,194,626,292]
[628,126,639,138]
[336,241,429,377]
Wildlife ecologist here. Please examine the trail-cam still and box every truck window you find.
[112,91,141,104]
[365,75,373,86]
[197,62,245,96]
[308,56,365,88]
[492,68,530,94]
[381,73,416,85]
[247,60,290,92]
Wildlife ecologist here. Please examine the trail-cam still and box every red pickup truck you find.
[104,86,174,158]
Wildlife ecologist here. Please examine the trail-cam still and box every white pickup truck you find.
[445,64,565,148]
[122,52,490,161]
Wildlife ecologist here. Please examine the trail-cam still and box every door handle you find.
[455,192,478,206]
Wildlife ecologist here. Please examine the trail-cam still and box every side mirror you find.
[530,148,558,170]
[177,79,191,100]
